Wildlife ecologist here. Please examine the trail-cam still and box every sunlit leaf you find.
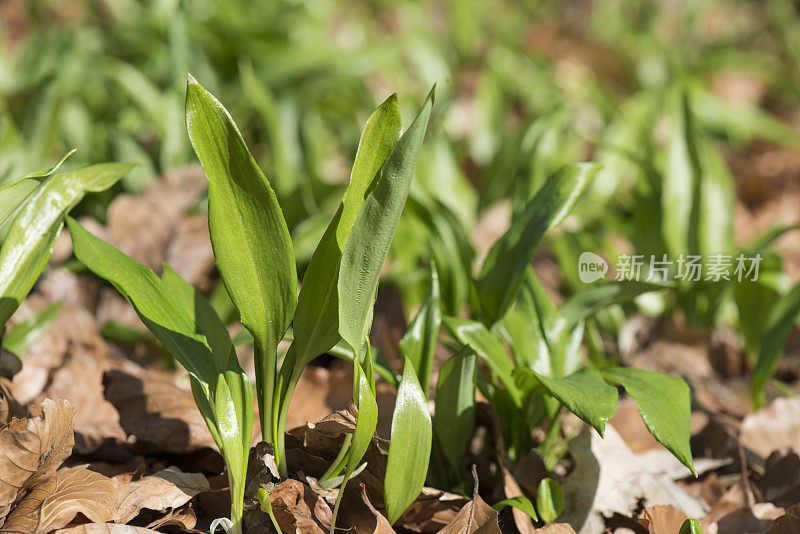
[399,263,442,394]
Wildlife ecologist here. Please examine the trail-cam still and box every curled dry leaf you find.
[2,466,117,533]
[535,525,577,534]
[559,426,706,534]
[115,467,209,524]
[103,368,216,454]
[0,376,25,425]
[267,479,332,534]
[0,398,75,519]
[741,397,800,459]
[437,494,501,534]
[767,503,800,533]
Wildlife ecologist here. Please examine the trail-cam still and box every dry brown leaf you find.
[395,487,466,533]
[268,479,331,534]
[9,299,103,404]
[437,495,501,534]
[145,502,197,530]
[0,376,25,425]
[45,345,126,452]
[0,347,21,380]
[39,268,99,312]
[638,505,688,534]
[103,368,216,454]
[285,365,353,433]
[3,466,117,532]
[559,427,707,534]
[164,214,215,291]
[55,524,160,534]
[741,397,800,459]
[715,503,784,534]
[105,166,206,272]
[115,467,209,524]
[0,398,75,519]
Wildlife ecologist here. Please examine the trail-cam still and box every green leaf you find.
[560,281,671,328]
[0,163,134,327]
[663,86,700,256]
[476,163,598,326]
[338,87,435,354]
[442,316,519,403]
[696,139,734,256]
[399,263,442,395]
[679,518,704,534]
[186,75,296,441]
[434,346,476,471]
[602,367,695,475]
[385,357,433,524]
[521,366,618,437]
[0,149,75,241]
[536,478,564,524]
[493,496,538,521]
[2,301,61,355]
[67,217,253,528]
[289,93,402,368]
[752,281,800,407]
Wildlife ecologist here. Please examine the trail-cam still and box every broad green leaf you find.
[399,263,442,394]
[186,75,296,441]
[663,86,700,256]
[476,163,598,326]
[560,281,671,328]
[696,139,734,256]
[0,149,75,241]
[679,518,704,534]
[434,346,476,470]
[338,87,434,354]
[521,367,618,437]
[2,301,61,355]
[68,217,253,528]
[752,281,800,407]
[0,163,134,327]
[536,478,564,524]
[602,367,695,475]
[442,316,519,403]
[493,496,538,521]
[287,93,402,370]
[385,357,432,524]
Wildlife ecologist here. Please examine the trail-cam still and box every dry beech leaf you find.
[359,484,396,534]
[741,397,800,459]
[103,368,216,454]
[0,398,75,518]
[437,495,501,534]
[2,466,117,532]
[115,467,209,524]
[55,524,160,534]
[164,214,215,291]
[268,479,332,534]
[145,502,197,531]
[0,376,25,425]
[9,299,103,404]
[559,426,706,534]
[638,505,688,534]
[105,166,207,272]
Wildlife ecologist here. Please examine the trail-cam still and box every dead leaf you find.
[103,368,216,454]
[9,299,103,404]
[145,502,197,530]
[715,503,784,534]
[164,214,215,291]
[268,479,331,534]
[0,398,75,519]
[39,268,99,312]
[559,427,707,534]
[0,376,25,425]
[2,466,117,532]
[115,467,209,523]
[741,397,800,459]
[638,505,688,534]
[356,484,396,534]
[55,524,160,533]
[285,365,353,433]
[437,495,501,534]
[0,347,21,379]
[105,166,207,272]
